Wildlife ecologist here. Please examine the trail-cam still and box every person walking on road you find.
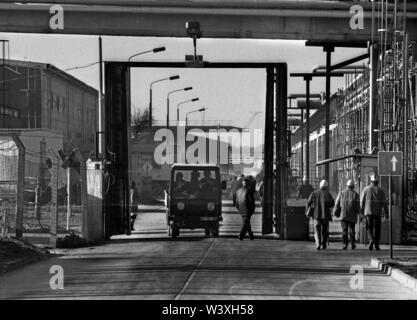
[236,176,256,240]
[360,175,389,251]
[306,179,335,250]
[130,181,140,231]
[333,179,360,250]
[231,176,239,206]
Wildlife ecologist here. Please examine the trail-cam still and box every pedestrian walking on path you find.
[360,174,389,251]
[306,179,335,250]
[236,176,255,240]
[130,181,140,231]
[333,179,360,250]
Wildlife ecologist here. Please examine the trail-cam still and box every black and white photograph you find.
[0,0,417,308]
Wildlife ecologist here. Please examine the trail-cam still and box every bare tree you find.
[131,108,155,137]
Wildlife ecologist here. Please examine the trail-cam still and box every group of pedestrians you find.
[306,175,388,251]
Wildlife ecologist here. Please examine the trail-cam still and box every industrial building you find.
[0,59,98,159]
[289,3,417,243]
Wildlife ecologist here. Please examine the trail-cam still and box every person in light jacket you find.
[306,180,335,250]
[360,175,388,251]
[333,179,360,250]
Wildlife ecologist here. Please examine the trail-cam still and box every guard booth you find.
[317,154,402,245]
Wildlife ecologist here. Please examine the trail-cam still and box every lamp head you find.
[186,21,202,38]
[153,46,166,53]
[169,75,180,80]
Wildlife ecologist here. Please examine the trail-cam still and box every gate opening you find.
[103,61,288,239]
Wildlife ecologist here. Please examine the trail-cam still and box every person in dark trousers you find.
[130,181,140,231]
[333,179,360,250]
[306,179,335,250]
[236,176,256,240]
[360,175,389,250]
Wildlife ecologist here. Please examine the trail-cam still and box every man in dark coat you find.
[236,176,256,240]
[130,181,140,231]
[333,179,360,250]
[360,174,388,251]
[306,179,335,250]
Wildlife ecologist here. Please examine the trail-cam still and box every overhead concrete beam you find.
[0,2,416,41]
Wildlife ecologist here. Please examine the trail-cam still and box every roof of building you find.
[4,59,98,95]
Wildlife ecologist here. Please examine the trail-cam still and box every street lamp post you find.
[167,87,193,127]
[177,98,199,123]
[186,107,206,129]
[149,75,180,127]
[127,46,166,62]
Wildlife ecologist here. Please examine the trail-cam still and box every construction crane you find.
[243,111,262,129]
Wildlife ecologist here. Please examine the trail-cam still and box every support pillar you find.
[104,63,131,238]
[305,76,312,184]
[369,44,379,153]
[324,45,334,182]
[276,64,288,236]
[262,67,274,235]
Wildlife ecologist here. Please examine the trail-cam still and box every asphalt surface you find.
[0,201,416,300]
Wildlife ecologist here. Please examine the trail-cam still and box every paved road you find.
[0,201,416,299]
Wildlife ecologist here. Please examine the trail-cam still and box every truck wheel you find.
[171,224,180,238]
[205,227,211,236]
[211,225,219,237]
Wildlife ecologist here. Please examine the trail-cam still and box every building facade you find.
[0,60,98,159]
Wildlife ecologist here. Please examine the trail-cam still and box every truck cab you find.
[165,164,225,238]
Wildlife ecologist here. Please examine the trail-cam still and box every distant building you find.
[129,125,247,197]
[0,59,98,159]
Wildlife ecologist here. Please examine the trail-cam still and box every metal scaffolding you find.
[333,0,417,242]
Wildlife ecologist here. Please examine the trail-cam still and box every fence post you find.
[50,153,59,248]
[13,135,25,239]
[80,157,88,239]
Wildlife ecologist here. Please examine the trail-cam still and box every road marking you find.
[391,156,398,172]
[174,238,215,300]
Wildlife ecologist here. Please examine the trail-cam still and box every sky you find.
[0,33,367,129]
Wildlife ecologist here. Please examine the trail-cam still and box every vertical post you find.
[389,175,393,259]
[167,97,170,128]
[369,44,379,153]
[403,33,409,222]
[324,45,334,182]
[149,87,153,128]
[177,106,180,123]
[66,167,71,230]
[300,109,304,181]
[80,158,88,240]
[15,137,25,238]
[217,123,220,166]
[305,76,311,184]
[263,67,274,235]
[98,36,103,156]
[50,155,59,248]
[276,64,288,237]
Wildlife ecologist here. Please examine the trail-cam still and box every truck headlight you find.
[207,202,215,211]
[177,202,185,210]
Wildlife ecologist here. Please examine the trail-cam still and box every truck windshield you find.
[171,168,220,200]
